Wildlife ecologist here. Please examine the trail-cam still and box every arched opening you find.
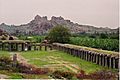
[9,36,14,40]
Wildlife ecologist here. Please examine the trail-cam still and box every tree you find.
[100,33,108,39]
[48,25,71,43]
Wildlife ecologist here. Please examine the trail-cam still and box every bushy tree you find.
[48,25,71,43]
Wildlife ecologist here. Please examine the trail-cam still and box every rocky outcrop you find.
[0,15,118,35]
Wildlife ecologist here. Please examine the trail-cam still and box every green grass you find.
[0,70,51,79]
[20,50,116,73]
[0,51,10,57]
[0,70,23,79]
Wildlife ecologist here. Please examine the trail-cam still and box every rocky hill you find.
[0,15,118,35]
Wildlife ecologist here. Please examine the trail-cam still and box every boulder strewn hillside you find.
[0,15,118,35]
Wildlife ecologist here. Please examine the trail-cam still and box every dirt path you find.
[0,74,9,79]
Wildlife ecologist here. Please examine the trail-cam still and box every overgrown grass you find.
[0,70,23,79]
[20,50,116,73]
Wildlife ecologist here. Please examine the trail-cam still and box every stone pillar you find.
[103,55,107,66]
[98,54,101,65]
[68,48,70,54]
[57,45,60,50]
[63,46,65,52]
[84,51,87,60]
[61,46,63,51]
[50,45,53,50]
[93,53,97,63]
[8,43,12,51]
[76,50,79,57]
[96,54,100,65]
[60,46,62,51]
[83,50,85,60]
[113,57,116,68]
[28,43,32,51]
[45,45,47,51]
[11,43,14,51]
[71,49,73,55]
[2,42,5,50]
[100,54,103,66]
[34,45,37,50]
[15,43,18,51]
[39,45,42,50]
[22,43,25,51]
[91,53,94,62]
[115,57,119,69]
[75,49,78,57]
[78,49,81,58]
[101,54,104,66]
[66,47,68,54]
[81,50,84,59]
[72,49,75,56]
[106,55,110,68]
[86,51,89,61]
[0,42,2,50]
[89,52,92,61]
[95,53,98,64]
[79,50,82,58]
[110,56,114,68]
[66,47,68,53]
[88,51,91,61]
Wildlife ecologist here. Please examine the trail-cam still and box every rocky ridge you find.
[0,15,118,35]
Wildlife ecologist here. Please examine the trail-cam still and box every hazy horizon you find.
[0,0,119,29]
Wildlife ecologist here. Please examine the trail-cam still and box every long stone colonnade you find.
[0,40,52,51]
[52,43,119,69]
[0,40,26,51]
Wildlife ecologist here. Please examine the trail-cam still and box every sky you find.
[0,0,119,29]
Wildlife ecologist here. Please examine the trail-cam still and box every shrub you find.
[76,70,118,79]
[51,70,74,79]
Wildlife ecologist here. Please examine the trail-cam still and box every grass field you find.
[20,50,116,74]
[0,49,118,79]
[0,51,10,57]
[0,70,51,79]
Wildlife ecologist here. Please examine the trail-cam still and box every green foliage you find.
[18,35,45,42]
[48,25,71,43]
[69,37,119,52]
[71,32,119,39]
[100,33,108,39]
